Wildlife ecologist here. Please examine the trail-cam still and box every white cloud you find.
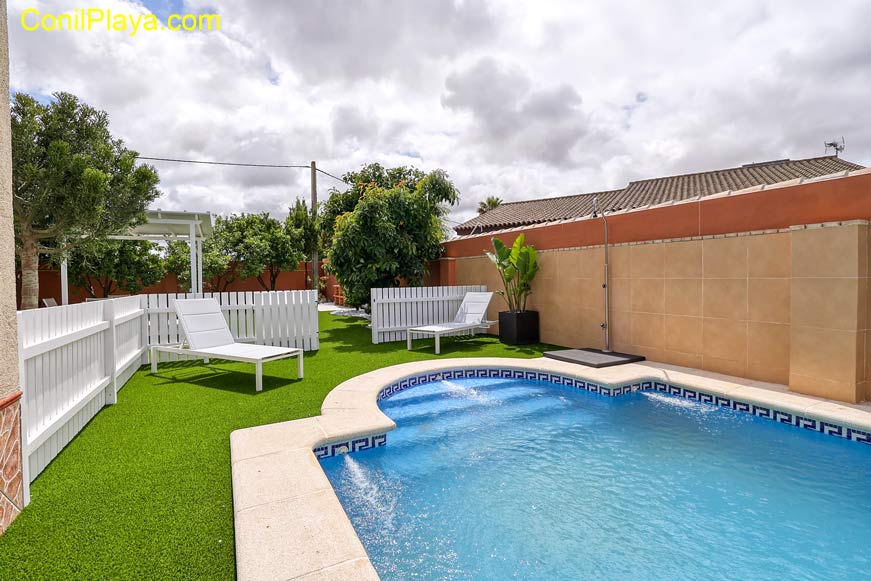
[9,0,871,226]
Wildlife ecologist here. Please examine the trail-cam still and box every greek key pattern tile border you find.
[375,368,871,446]
[649,381,871,445]
[314,433,387,460]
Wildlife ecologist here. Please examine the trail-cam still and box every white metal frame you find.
[150,343,303,391]
[406,323,495,354]
[406,291,495,354]
[150,298,304,391]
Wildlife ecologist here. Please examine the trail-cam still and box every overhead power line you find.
[136,156,350,184]
[137,156,308,168]
[312,167,349,185]
[137,155,351,291]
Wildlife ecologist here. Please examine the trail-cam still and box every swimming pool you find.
[321,375,871,580]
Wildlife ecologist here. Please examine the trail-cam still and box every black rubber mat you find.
[543,348,645,368]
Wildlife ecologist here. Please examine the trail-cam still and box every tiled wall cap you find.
[460,220,840,260]
[0,390,22,410]
[705,190,733,199]
[791,220,870,231]
[766,178,804,190]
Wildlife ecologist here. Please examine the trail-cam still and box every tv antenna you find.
[824,137,845,157]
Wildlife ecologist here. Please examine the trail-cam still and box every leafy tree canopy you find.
[286,199,318,258]
[164,239,232,292]
[67,239,165,298]
[220,213,305,291]
[326,169,458,308]
[12,91,160,308]
[319,163,426,251]
[164,213,309,292]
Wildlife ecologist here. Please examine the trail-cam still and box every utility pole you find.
[310,161,319,300]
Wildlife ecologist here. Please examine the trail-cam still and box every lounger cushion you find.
[196,343,301,360]
[410,322,487,333]
[174,298,235,349]
[452,292,493,324]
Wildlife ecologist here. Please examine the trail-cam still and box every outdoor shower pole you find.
[594,197,612,352]
[310,161,318,298]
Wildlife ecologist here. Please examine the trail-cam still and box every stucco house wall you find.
[0,0,25,534]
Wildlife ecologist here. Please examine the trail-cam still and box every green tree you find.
[286,199,318,257]
[326,169,458,308]
[164,239,234,292]
[12,92,160,309]
[66,239,165,298]
[477,195,503,214]
[319,163,426,251]
[286,199,320,289]
[221,213,305,291]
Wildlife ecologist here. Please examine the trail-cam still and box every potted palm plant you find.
[486,234,540,344]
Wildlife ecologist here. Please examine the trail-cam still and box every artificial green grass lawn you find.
[0,311,552,580]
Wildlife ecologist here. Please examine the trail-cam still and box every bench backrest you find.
[453,292,493,325]
[173,298,235,350]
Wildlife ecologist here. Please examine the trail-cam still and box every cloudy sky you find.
[9,0,871,228]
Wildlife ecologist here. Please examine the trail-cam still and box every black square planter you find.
[498,311,540,345]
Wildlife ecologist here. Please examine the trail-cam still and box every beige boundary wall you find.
[453,221,871,404]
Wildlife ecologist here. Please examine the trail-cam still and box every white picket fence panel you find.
[253,291,319,351]
[17,297,147,504]
[370,285,488,343]
[17,290,319,505]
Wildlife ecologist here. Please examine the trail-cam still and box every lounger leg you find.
[255,361,263,392]
[298,352,304,378]
[407,332,412,351]
[435,334,441,355]
[150,347,158,374]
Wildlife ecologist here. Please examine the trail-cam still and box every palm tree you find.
[477,196,503,214]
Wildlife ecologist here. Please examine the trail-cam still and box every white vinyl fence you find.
[370,285,487,344]
[17,290,318,505]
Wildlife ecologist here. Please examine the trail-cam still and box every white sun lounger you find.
[150,298,303,391]
[407,291,494,354]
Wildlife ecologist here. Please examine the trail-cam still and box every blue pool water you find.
[321,377,871,580]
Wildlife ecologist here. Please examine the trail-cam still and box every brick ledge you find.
[0,390,21,411]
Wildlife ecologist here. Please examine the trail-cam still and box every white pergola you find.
[60,209,214,304]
